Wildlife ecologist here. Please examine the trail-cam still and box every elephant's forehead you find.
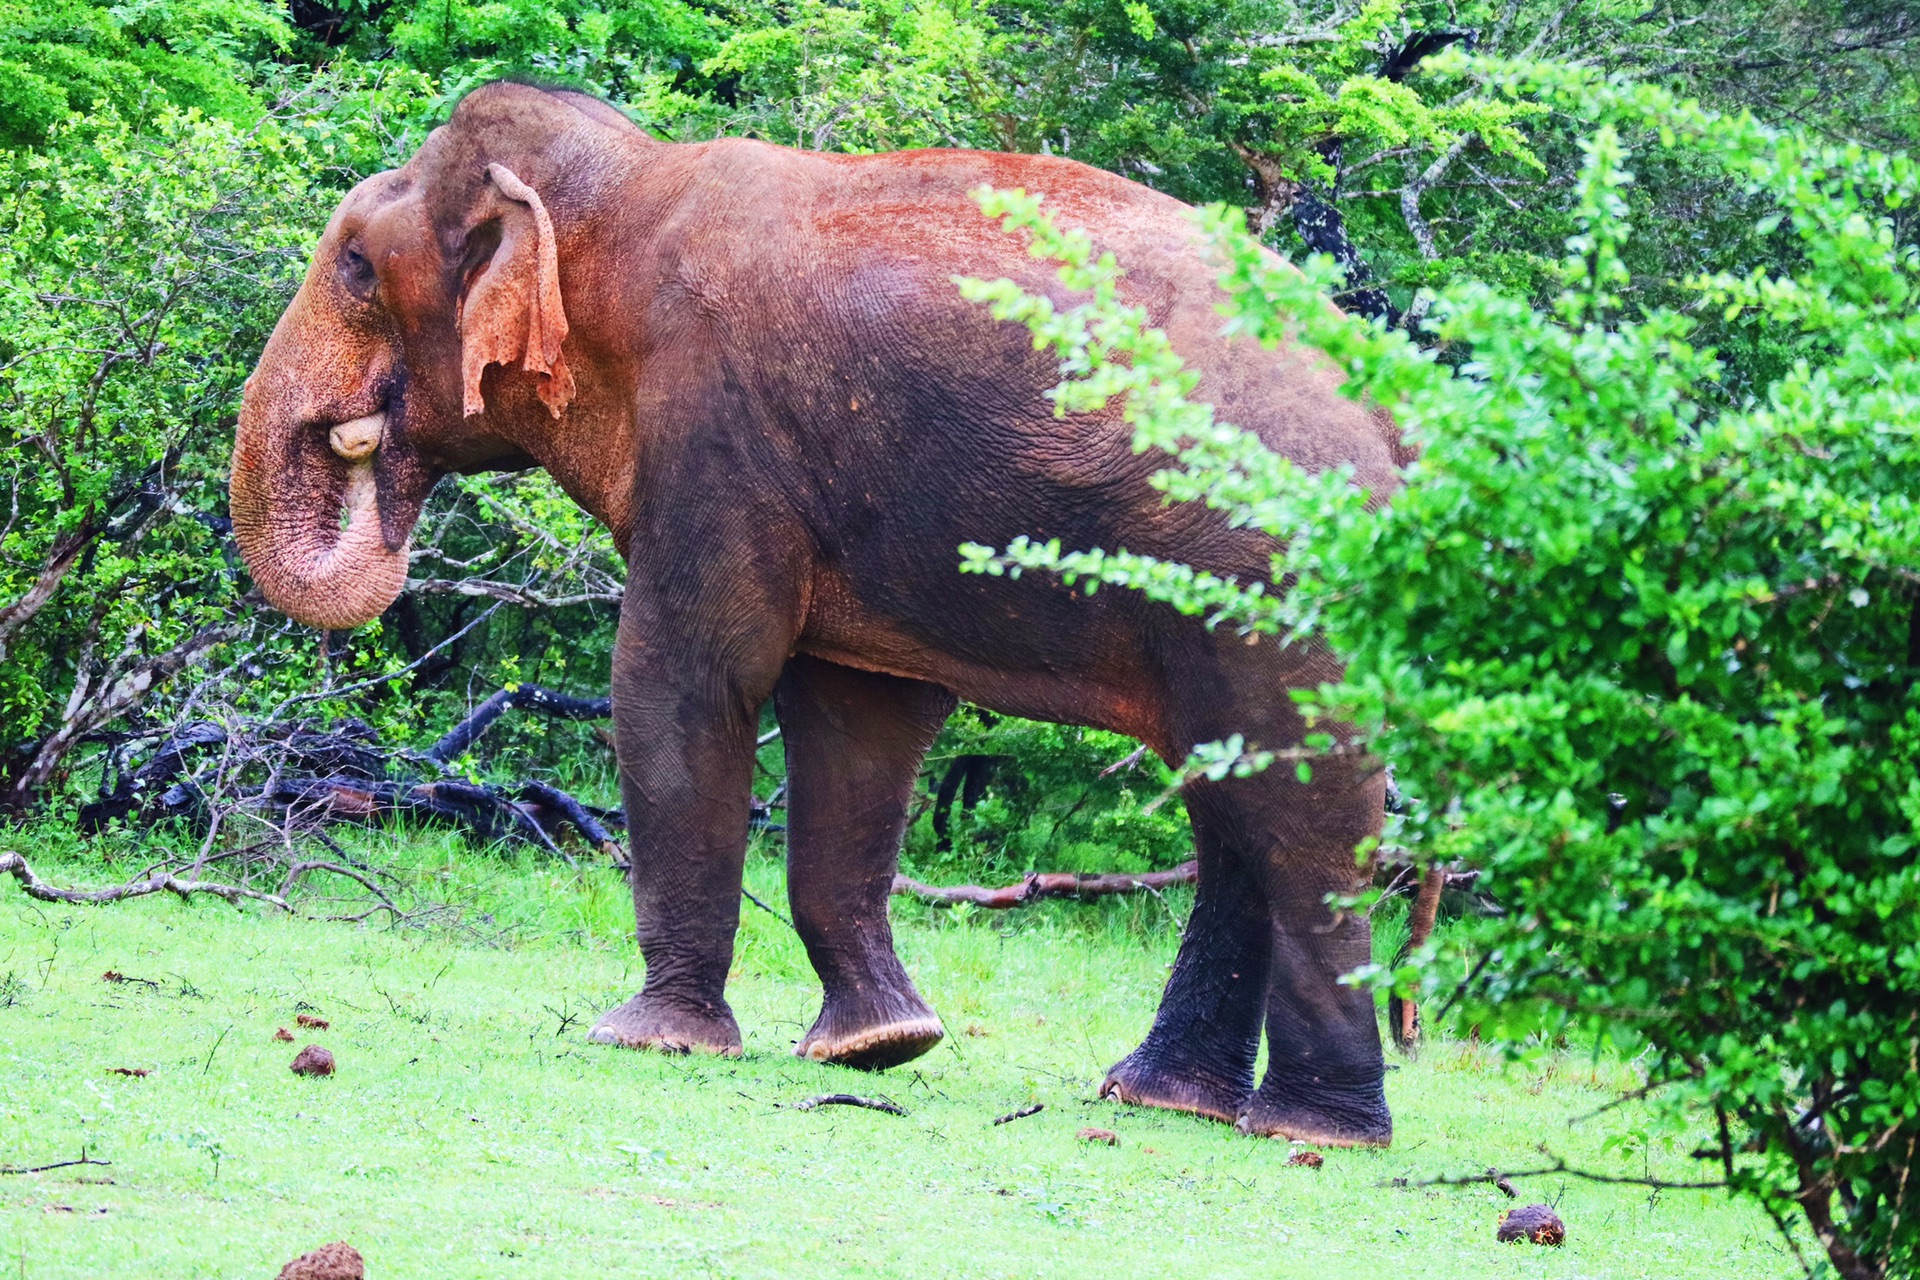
[328,169,418,233]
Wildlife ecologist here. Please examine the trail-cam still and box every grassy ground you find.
[0,838,1795,1279]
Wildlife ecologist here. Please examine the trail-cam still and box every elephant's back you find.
[652,138,1401,521]
[796,144,1393,494]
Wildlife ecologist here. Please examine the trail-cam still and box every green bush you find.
[963,60,1920,1280]
[902,706,1190,885]
[0,0,288,148]
[0,105,330,801]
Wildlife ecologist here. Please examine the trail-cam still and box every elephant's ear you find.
[458,163,575,419]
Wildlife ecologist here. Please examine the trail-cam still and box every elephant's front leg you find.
[776,655,955,1069]
[588,598,790,1057]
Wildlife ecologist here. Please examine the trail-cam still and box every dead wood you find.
[426,685,612,763]
[0,851,289,910]
[1384,1158,1725,1193]
[992,1103,1044,1126]
[9,621,242,805]
[793,1093,907,1116]
[0,1152,111,1175]
[75,686,629,866]
[891,860,1197,909]
[1388,863,1484,1054]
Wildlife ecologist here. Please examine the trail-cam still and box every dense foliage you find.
[902,708,1189,883]
[961,59,1919,1280]
[0,2,1915,885]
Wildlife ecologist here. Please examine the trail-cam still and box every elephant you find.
[229,80,1407,1146]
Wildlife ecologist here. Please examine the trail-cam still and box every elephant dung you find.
[276,1241,364,1280]
[1496,1204,1566,1246]
[1286,1150,1325,1168]
[1077,1127,1119,1146]
[290,1045,336,1078]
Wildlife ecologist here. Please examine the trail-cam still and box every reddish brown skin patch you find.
[233,82,1401,1140]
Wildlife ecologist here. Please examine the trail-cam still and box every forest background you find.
[0,0,1912,881]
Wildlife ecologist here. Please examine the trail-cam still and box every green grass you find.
[0,841,1795,1279]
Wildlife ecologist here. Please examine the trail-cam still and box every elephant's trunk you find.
[229,405,411,631]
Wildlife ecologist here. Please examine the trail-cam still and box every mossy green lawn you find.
[0,842,1792,1279]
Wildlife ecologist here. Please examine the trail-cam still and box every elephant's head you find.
[230,84,633,629]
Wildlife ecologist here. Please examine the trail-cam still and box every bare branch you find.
[403,577,622,609]
[793,1094,908,1116]
[892,860,1197,909]
[0,527,97,660]
[0,850,289,911]
[1386,1157,1728,1192]
[1401,135,1475,261]
[0,1153,112,1175]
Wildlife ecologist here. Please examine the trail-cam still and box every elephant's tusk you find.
[328,413,385,461]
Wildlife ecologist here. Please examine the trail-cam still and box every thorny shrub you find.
[960,60,1920,1280]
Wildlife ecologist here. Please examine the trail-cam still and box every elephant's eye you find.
[339,245,378,300]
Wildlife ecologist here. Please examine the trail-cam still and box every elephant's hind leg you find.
[776,655,955,1069]
[1234,755,1392,1147]
[1100,793,1272,1123]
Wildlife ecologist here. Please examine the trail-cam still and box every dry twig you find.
[793,1094,907,1117]
[0,1152,111,1175]
[891,860,1196,909]
[992,1103,1045,1126]
[1384,1157,1726,1192]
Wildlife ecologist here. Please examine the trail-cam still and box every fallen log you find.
[78,719,386,832]
[890,860,1197,909]
[425,686,613,763]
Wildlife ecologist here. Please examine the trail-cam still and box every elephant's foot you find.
[1234,1079,1392,1147]
[588,991,743,1057]
[1099,1045,1253,1125]
[796,987,945,1070]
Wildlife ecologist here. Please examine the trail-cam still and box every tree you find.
[0,106,329,805]
[961,59,1920,1279]
[0,0,289,148]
